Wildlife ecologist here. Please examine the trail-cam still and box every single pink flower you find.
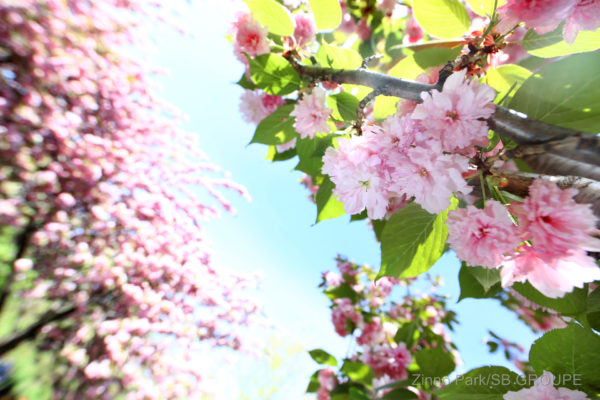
[294,12,316,47]
[361,343,412,380]
[447,200,519,268]
[501,246,600,298]
[232,13,270,59]
[389,139,471,214]
[564,0,600,43]
[331,298,363,337]
[322,132,391,219]
[510,178,600,256]
[357,317,386,347]
[405,16,423,43]
[504,371,589,400]
[411,69,496,153]
[291,87,332,139]
[239,90,284,125]
[497,0,577,36]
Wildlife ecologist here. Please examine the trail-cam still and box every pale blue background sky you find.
[148,1,540,398]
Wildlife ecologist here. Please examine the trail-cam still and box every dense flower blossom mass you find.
[290,87,332,139]
[0,1,261,398]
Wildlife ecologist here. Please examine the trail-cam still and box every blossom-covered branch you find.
[287,58,600,181]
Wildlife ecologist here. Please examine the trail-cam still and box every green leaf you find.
[309,349,338,366]
[265,145,297,161]
[378,198,457,279]
[529,324,600,392]
[349,387,370,400]
[249,54,301,95]
[309,0,342,31]
[512,282,588,316]
[482,65,531,102]
[388,47,461,80]
[413,0,470,39]
[316,43,363,69]
[245,0,295,36]
[306,370,320,393]
[316,176,346,222]
[236,72,258,90]
[509,52,600,133]
[373,96,398,120]
[458,264,502,301]
[295,135,333,176]
[416,347,455,378]
[394,321,417,348]
[467,265,501,293]
[251,104,296,144]
[435,366,524,400]
[372,219,387,242]
[328,92,359,121]
[521,26,600,58]
[381,389,418,400]
[324,283,359,303]
[587,286,600,314]
[465,0,505,16]
[412,47,462,69]
[340,361,375,387]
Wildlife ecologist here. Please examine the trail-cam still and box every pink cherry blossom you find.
[1,2,262,398]
[357,317,386,347]
[318,368,338,392]
[497,0,577,35]
[504,371,589,400]
[239,89,285,124]
[389,139,471,214]
[291,87,332,138]
[331,298,363,337]
[378,0,398,15]
[323,271,343,287]
[294,12,316,47]
[322,132,391,219]
[411,69,496,153]
[405,16,424,43]
[361,343,412,380]
[510,179,600,256]
[447,200,520,268]
[232,12,270,60]
[501,246,600,298]
[564,0,600,43]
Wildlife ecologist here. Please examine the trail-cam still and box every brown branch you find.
[0,221,37,314]
[489,168,600,217]
[0,304,76,357]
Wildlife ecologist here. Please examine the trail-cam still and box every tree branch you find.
[0,221,37,314]
[489,168,600,217]
[287,60,600,180]
[0,304,76,357]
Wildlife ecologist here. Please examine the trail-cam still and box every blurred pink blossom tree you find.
[0,1,261,398]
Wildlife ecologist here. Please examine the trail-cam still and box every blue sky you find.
[148,1,541,397]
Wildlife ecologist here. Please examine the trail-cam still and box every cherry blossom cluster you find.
[322,69,494,218]
[498,0,600,43]
[0,1,262,398]
[315,257,456,398]
[447,179,600,298]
